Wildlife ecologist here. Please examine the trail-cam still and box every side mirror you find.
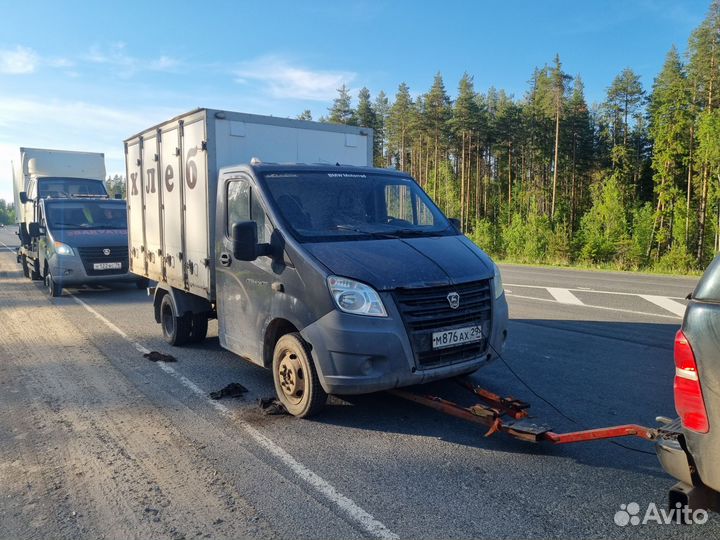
[232,221,272,261]
[28,222,45,237]
[232,221,259,261]
[449,218,461,231]
[19,192,28,204]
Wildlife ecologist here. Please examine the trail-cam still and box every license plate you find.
[432,325,483,350]
[93,262,122,270]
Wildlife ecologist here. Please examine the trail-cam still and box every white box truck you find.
[128,108,507,418]
[12,147,109,278]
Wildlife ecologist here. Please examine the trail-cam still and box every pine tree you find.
[297,110,312,121]
[648,46,692,259]
[550,54,572,220]
[356,87,381,164]
[374,90,390,166]
[423,73,452,205]
[451,73,481,229]
[327,84,357,125]
[688,0,720,261]
[387,83,414,171]
[566,76,594,235]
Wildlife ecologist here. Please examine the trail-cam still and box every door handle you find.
[219,252,232,267]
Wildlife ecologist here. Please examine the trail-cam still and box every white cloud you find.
[86,43,180,76]
[0,96,179,202]
[0,46,38,74]
[235,56,356,101]
[149,55,179,71]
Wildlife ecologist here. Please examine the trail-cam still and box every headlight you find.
[327,276,387,317]
[54,241,74,256]
[493,263,504,299]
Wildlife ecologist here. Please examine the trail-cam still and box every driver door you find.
[216,175,273,365]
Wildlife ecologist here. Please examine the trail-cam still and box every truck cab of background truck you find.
[28,196,140,297]
[156,163,508,417]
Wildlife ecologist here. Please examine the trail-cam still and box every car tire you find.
[272,333,327,418]
[45,272,62,297]
[160,293,191,346]
[30,260,41,281]
[189,313,208,343]
[21,255,30,278]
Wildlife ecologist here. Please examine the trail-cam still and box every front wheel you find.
[160,293,191,346]
[45,272,62,297]
[272,333,327,418]
[21,255,30,278]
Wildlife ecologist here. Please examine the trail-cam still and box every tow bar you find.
[389,377,660,445]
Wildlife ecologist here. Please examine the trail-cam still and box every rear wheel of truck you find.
[272,333,327,418]
[189,314,208,343]
[45,272,62,297]
[160,293,191,346]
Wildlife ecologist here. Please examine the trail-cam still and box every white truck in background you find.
[12,148,109,278]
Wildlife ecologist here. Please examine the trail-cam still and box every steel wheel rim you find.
[277,349,305,404]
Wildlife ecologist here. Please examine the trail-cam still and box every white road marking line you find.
[0,239,17,252]
[547,287,584,305]
[638,295,687,317]
[505,293,682,320]
[68,293,398,540]
[505,283,687,301]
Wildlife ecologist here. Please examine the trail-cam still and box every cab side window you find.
[227,180,250,236]
[251,192,270,243]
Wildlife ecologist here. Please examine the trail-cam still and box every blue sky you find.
[0,0,708,202]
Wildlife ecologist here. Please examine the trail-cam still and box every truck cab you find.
[30,196,139,297]
[157,163,509,417]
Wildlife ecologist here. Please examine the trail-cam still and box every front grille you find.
[393,279,492,368]
[77,246,129,276]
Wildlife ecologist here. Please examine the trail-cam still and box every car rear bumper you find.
[656,432,693,486]
[656,419,720,512]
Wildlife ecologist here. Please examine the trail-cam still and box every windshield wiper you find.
[389,228,446,237]
[51,223,83,229]
[334,225,400,239]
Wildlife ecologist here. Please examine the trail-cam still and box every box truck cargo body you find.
[125,108,372,299]
[128,108,508,418]
[13,147,107,226]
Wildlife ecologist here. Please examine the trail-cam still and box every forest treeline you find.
[303,2,720,273]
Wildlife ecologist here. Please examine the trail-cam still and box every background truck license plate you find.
[93,262,122,270]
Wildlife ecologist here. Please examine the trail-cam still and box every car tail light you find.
[674,330,709,433]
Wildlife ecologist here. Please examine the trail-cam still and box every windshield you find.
[261,172,451,241]
[45,201,127,230]
[38,177,107,198]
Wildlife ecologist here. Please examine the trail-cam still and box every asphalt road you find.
[0,227,714,539]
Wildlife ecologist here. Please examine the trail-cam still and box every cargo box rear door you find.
[181,117,210,294]
[126,140,146,275]
[160,125,185,288]
[142,133,163,280]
